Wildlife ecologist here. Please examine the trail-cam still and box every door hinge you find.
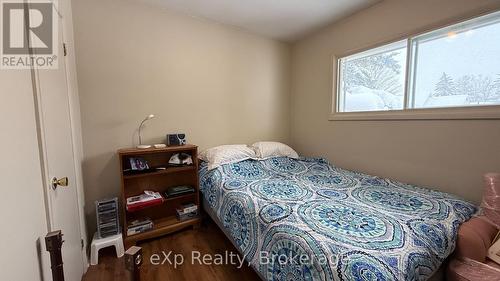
[63,43,67,57]
[81,238,84,249]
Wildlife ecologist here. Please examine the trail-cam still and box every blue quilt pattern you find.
[199,157,476,281]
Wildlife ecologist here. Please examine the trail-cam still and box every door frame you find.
[29,0,89,275]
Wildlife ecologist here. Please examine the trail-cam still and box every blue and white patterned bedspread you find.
[199,157,477,281]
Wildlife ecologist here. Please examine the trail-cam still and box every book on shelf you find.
[176,203,198,221]
[177,203,198,215]
[126,190,163,212]
[164,185,195,198]
[127,217,153,236]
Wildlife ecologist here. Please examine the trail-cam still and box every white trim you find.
[27,3,54,232]
[30,41,56,281]
[331,55,340,114]
[403,39,411,110]
[61,18,89,273]
[59,0,89,271]
[341,40,406,62]
[329,105,500,121]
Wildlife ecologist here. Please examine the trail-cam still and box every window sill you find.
[329,106,500,121]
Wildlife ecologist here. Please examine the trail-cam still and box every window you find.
[335,11,500,119]
[338,40,407,112]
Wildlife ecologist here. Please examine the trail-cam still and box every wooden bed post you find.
[45,230,65,281]
[125,246,143,281]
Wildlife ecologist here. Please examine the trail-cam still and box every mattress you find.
[199,157,477,281]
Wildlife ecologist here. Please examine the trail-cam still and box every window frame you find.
[330,10,500,121]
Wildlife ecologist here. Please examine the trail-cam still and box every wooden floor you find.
[82,219,261,281]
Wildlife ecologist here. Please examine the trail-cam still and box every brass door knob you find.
[52,177,69,189]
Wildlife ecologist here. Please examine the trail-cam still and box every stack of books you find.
[176,203,198,221]
[127,217,153,236]
[126,191,163,212]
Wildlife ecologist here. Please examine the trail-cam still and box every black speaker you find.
[166,133,186,146]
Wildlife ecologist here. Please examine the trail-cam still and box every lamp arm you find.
[138,119,148,145]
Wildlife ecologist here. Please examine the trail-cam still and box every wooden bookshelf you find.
[118,144,200,247]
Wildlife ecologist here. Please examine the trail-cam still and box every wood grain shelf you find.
[123,166,195,179]
[118,144,197,155]
[124,216,201,245]
[118,144,200,248]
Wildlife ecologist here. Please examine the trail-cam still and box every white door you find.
[34,7,84,281]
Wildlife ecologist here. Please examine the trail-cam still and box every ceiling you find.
[137,0,381,41]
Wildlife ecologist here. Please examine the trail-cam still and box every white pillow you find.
[251,141,298,159]
[199,145,256,170]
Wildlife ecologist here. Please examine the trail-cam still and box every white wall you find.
[290,0,500,204]
[72,0,291,233]
[0,71,50,281]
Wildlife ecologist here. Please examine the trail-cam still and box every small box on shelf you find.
[178,203,198,214]
[127,218,154,236]
[176,211,198,222]
[176,203,199,221]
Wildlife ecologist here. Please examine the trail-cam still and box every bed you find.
[199,156,477,281]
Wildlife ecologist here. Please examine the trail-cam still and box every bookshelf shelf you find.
[125,216,200,244]
[123,166,195,180]
[125,192,196,213]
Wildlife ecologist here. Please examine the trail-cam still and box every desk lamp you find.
[137,114,155,149]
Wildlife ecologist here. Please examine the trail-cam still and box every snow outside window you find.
[338,40,407,112]
[336,11,500,114]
